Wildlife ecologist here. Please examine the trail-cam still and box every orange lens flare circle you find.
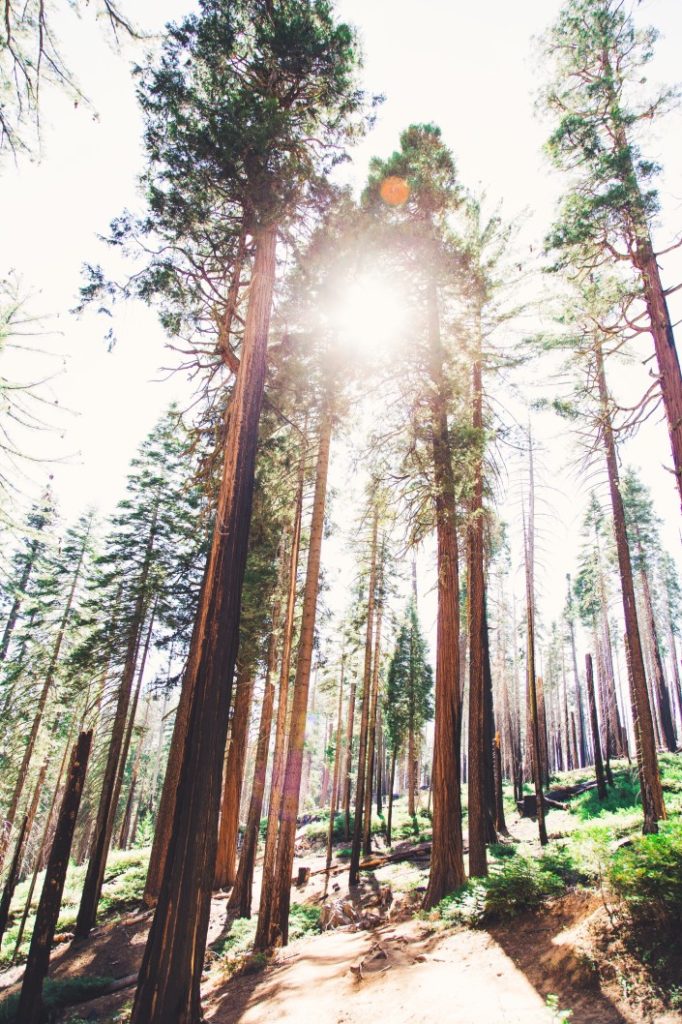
[379,176,410,207]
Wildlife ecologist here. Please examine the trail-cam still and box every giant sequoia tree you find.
[364,124,467,906]
[119,4,367,1021]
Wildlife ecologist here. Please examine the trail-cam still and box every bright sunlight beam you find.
[329,272,410,354]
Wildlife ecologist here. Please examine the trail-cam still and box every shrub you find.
[539,845,587,886]
[432,855,564,927]
[609,821,682,932]
[489,842,517,860]
[483,857,564,919]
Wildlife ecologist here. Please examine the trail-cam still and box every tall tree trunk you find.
[595,334,665,830]
[605,92,682,513]
[375,703,383,816]
[635,241,682,512]
[13,732,73,960]
[342,668,357,842]
[75,509,158,939]
[423,278,466,908]
[386,748,397,847]
[0,530,88,874]
[266,403,333,948]
[467,344,488,877]
[482,604,498,842]
[142,583,208,906]
[349,507,378,885]
[254,459,304,951]
[523,432,548,846]
[363,582,383,856]
[116,603,155,850]
[566,574,588,766]
[214,664,254,889]
[0,762,46,944]
[16,731,92,1024]
[586,653,608,800]
[228,586,283,918]
[637,561,676,751]
[492,732,507,836]
[536,674,550,789]
[324,654,345,895]
[130,223,277,1024]
[118,694,152,851]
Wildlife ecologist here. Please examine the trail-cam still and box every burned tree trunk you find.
[586,654,608,801]
[0,762,46,944]
[16,731,92,1024]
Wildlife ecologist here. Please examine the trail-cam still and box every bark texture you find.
[130,224,277,1024]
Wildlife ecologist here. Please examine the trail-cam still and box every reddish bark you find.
[254,464,304,951]
[265,404,333,947]
[350,508,378,883]
[228,588,282,918]
[423,278,466,908]
[130,224,277,1024]
[214,664,254,888]
[595,334,665,831]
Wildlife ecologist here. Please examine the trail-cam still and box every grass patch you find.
[0,976,115,1023]
[0,847,151,968]
[288,903,321,940]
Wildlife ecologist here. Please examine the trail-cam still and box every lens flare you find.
[379,176,410,207]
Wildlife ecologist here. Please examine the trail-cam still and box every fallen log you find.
[310,842,432,878]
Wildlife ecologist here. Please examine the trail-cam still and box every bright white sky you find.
[1,0,681,666]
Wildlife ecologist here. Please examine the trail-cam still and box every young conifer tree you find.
[384,598,433,844]
[541,0,682,511]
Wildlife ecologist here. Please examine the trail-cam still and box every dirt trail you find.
[1,885,679,1024]
[205,919,555,1024]
[2,802,680,1024]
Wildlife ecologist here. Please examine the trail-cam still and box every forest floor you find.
[1,755,681,1023]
